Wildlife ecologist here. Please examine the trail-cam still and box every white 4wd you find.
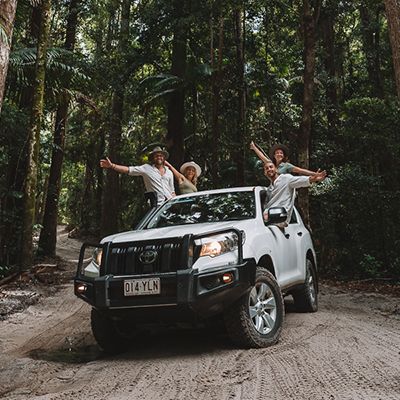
[75,187,318,353]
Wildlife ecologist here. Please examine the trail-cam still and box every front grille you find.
[106,239,184,276]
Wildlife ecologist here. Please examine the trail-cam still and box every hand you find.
[164,160,171,168]
[311,170,327,183]
[100,157,113,169]
[250,141,256,151]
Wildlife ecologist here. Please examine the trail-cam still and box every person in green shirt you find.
[250,141,323,176]
[164,160,201,194]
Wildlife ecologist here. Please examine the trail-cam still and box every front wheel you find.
[292,258,318,312]
[91,308,136,354]
[224,267,284,348]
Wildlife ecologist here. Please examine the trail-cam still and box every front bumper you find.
[74,259,256,321]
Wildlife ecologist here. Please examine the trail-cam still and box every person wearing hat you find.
[100,146,175,206]
[250,141,321,176]
[164,160,201,194]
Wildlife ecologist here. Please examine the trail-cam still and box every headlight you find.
[195,232,238,258]
[92,248,103,266]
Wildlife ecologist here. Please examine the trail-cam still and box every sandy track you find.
[0,230,399,399]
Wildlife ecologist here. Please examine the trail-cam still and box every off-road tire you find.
[224,267,284,348]
[292,258,318,313]
[91,308,135,354]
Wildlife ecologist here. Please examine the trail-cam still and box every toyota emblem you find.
[139,250,158,264]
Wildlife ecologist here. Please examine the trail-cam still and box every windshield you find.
[145,191,256,229]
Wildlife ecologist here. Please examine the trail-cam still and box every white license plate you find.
[124,278,161,296]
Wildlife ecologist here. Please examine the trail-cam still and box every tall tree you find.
[210,7,224,186]
[233,3,245,186]
[359,1,384,98]
[101,0,130,236]
[320,3,338,137]
[166,0,188,167]
[20,0,52,267]
[384,0,400,99]
[38,0,80,255]
[298,0,321,226]
[0,0,18,112]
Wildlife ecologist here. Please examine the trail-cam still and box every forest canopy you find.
[0,0,399,280]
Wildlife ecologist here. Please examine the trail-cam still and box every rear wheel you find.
[224,267,284,348]
[91,308,136,354]
[292,258,318,312]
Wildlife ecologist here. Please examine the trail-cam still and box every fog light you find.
[76,283,87,293]
[222,272,234,284]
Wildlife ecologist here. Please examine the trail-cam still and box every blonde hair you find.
[183,167,198,186]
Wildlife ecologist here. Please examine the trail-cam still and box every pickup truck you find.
[74,186,318,353]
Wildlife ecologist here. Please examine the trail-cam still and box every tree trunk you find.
[233,4,245,186]
[21,0,52,267]
[320,7,338,137]
[384,0,400,99]
[101,0,130,236]
[210,11,224,186]
[38,0,80,256]
[166,0,187,168]
[359,3,384,98]
[298,0,321,227]
[0,0,17,112]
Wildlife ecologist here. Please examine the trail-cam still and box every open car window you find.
[145,191,256,229]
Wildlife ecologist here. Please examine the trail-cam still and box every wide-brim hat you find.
[269,143,290,159]
[149,146,169,159]
[180,161,202,177]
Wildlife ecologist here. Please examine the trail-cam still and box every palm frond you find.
[138,74,183,105]
[8,47,90,92]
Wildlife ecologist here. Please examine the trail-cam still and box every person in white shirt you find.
[100,146,175,206]
[263,160,327,225]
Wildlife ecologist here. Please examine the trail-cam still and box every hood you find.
[101,219,256,244]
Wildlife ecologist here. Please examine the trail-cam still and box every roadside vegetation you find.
[0,0,399,282]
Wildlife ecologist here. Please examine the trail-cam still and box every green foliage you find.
[312,164,400,279]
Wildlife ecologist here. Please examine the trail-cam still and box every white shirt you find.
[265,174,311,223]
[128,164,175,206]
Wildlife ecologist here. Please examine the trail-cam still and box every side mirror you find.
[265,207,288,225]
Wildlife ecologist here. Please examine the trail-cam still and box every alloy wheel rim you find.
[248,283,277,334]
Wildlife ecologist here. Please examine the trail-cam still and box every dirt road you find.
[0,229,399,400]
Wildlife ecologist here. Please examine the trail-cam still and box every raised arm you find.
[250,141,272,164]
[164,160,185,184]
[100,157,129,174]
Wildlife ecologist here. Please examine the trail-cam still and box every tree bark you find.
[101,0,130,236]
[38,0,80,256]
[21,0,52,267]
[0,0,18,112]
[320,7,338,137]
[298,0,321,226]
[384,0,400,99]
[210,10,224,186]
[359,3,384,98]
[166,0,187,168]
[233,4,245,186]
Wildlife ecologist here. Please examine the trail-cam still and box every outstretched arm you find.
[164,160,185,184]
[291,166,320,176]
[250,141,272,164]
[100,157,129,174]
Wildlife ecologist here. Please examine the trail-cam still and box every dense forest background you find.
[0,0,399,280]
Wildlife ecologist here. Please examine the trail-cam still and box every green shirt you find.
[277,162,294,174]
